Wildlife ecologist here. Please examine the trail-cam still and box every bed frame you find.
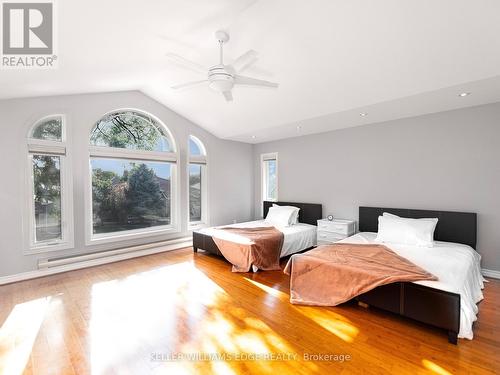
[356,206,477,344]
[192,201,322,257]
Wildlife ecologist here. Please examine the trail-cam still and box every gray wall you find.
[253,102,500,272]
[0,91,254,277]
[1,91,499,277]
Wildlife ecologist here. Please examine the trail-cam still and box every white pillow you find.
[273,204,300,225]
[265,206,295,227]
[383,212,438,225]
[383,212,400,219]
[376,214,438,247]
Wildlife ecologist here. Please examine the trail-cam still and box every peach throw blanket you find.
[213,227,284,272]
[283,243,437,305]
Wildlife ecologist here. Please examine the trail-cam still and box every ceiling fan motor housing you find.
[208,65,234,92]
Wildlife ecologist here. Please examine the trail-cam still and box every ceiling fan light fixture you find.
[209,78,234,92]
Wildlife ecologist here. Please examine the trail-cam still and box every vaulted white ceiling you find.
[2,0,500,143]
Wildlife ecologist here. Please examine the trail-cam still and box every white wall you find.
[2,91,499,277]
[0,91,254,277]
[253,102,500,272]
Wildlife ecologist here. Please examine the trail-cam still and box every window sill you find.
[87,225,180,246]
[188,222,208,231]
[24,240,74,255]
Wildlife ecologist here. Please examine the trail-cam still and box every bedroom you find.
[0,1,499,374]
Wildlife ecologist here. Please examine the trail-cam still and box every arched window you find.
[30,115,64,141]
[26,115,74,253]
[90,111,173,152]
[188,135,207,226]
[88,110,178,241]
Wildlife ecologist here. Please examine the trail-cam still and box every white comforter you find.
[339,232,485,339]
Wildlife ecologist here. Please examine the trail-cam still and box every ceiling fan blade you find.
[222,91,233,102]
[171,80,208,90]
[232,50,258,72]
[165,53,206,75]
[234,75,279,88]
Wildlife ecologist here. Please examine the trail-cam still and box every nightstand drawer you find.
[317,231,346,243]
[317,219,355,235]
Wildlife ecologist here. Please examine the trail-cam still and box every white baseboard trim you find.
[0,238,193,286]
[482,268,500,279]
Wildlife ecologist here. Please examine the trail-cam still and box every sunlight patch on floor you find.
[297,307,359,343]
[422,359,453,375]
[0,297,51,375]
[151,361,195,375]
[89,261,227,375]
[171,290,320,374]
[204,311,238,352]
[244,278,288,301]
[244,277,359,343]
[211,361,237,375]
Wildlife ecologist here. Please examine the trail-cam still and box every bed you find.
[192,201,322,263]
[286,206,483,344]
[355,207,483,344]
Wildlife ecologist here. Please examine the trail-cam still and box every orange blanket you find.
[283,243,437,305]
[213,227,284,272]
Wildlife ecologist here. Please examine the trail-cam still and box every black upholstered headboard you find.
[263,201,322,226]
[359,206,477,249]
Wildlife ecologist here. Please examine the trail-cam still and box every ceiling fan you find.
[167,30,279,102]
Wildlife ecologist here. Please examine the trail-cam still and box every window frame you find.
[188,135,208,229]
[85,109,180,245]
[261,152,279,204]
[24,114,74,254]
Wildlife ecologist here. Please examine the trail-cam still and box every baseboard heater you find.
[38,237,192,270]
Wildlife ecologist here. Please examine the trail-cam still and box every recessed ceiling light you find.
[359,112,368,117]
[458,92,471,97]
[296,125,302,130]
[251,135,256,139]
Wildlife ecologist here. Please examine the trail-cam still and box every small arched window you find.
[26,115,73,253]
[188,135,207,226]
[30,115,64,141]
[88,110,178,241]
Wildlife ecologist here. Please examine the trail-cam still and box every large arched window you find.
[188,135,207,226]
[26,115,74,253]
[88,110,177,241]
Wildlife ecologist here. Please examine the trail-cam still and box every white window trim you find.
[24,115,74,255]
[85,109,180,246]
[89,146,177,163]
[187,163,208,230]
[188,136,208,229]
[261,152,279,203]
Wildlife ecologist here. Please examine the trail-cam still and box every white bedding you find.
[339,232,485,339]
[199,220,317,258]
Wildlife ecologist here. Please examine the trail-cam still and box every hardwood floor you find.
[0,248,498,375]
